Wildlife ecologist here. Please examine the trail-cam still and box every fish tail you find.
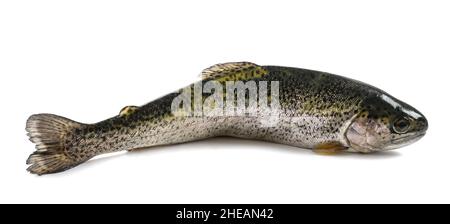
[25,114,85,175]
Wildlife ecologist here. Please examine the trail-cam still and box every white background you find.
[1,0,449,203]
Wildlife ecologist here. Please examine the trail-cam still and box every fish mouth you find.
[385,132,426,150]
[391,132,426,144]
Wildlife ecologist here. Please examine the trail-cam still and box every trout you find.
[26,62,428,175]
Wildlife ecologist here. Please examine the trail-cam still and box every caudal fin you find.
[26,114,84,175]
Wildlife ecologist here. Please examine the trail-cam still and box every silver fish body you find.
[26,62,428,175]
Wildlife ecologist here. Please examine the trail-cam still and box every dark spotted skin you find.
[55,65,427,165]
[64,67,341,161]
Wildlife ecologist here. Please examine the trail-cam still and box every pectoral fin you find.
[313,142,348,155]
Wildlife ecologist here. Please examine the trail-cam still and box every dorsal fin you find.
[200,62,268,81]
[119,106,139,117]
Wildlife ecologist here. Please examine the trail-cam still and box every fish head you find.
[345,94,428,153]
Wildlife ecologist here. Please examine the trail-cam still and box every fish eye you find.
[393,117,411,134]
